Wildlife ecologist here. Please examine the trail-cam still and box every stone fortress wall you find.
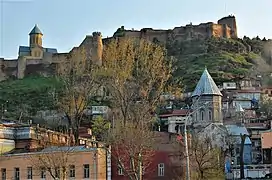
[0,31,103,81]
[114,15,237,42]
[0,15,237,81]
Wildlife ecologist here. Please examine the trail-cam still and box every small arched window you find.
[209,110,212,121]
[201,111,204,121]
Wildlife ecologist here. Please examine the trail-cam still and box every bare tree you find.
[55,47,101,144]
[96,37,175,180]
[105,121,156,180]
[190,134,224,180]
[101,37,173,125]
[29,146,74,180]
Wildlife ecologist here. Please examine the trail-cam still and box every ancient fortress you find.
[114,15,237,42]
[0,15,237,81]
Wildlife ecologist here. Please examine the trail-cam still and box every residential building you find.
[158,109,191,133]
[225,125,252,165]
[0,146,107,180]
[111,132,184,180]
[0,120,111,179]
[261,131,272,164]
[245,120,270,164]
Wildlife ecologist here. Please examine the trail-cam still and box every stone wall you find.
[115,15,238,43]
[0,32,103,81]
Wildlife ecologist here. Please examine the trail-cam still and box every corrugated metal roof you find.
[29,24,43,35]
[18,46,57,54]
[41,146,96,153]
[19,46,30,52]
[44,48,58,53]
[225,125,251,145]
[192,68,222,97]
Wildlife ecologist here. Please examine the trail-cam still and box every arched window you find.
[209,110,212,121]
[201,110,204,121]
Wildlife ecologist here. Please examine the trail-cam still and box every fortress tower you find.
[218,15,238,38]
[79,32,103,66]
[91,32,103,66]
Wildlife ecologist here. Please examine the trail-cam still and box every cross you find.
[0,0,32,57]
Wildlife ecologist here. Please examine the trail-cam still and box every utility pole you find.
[184,119,190,180]
[239,133,247,179]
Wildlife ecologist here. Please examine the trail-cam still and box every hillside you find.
[0,37,271,119]
[166,37,272,91]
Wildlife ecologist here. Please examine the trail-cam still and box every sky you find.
[1,0,272,59]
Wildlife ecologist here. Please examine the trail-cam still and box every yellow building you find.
[0,146,107,180]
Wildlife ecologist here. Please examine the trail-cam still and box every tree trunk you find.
[73,127,80,145]
[240,134,246,179]
[200,170,204,180]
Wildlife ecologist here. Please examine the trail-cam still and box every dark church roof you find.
[192,68,222,97]
[29,24,43,35]
[18,46,58,56]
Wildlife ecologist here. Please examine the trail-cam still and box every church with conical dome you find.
[191,67,223,126]
[0,25,103,81]
[18,24,57,58]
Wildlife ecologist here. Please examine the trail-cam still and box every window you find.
[14,167,20,180]
[83,164,90,178]
[27,167,32,179]
[55,167,60,179]
[158,163,164,176]
[201,111,204,121]
[208,110,212,121]
[40,168,46,179]
[1,168,6,180]
[69,165,76,178]
[117,166,124,175]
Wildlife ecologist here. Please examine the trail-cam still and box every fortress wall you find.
[52,53,68,63]
[124,31,141,38]
[223,25,232,38]
[26,59,43,65]
[211,24,224,38]
[141,30,168,42]
[218,16,237,38]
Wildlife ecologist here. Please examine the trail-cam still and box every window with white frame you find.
[27,167,32,179]
[83,164,90,178]
[40,167,46,179]
[117,166,124,175]
[14,167,20,180]
[1,168,6,180]
[69,165,75,178]
[158,163,164,176]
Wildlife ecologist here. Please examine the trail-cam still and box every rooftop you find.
[29,24,43,35]
[192,68,222,97]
